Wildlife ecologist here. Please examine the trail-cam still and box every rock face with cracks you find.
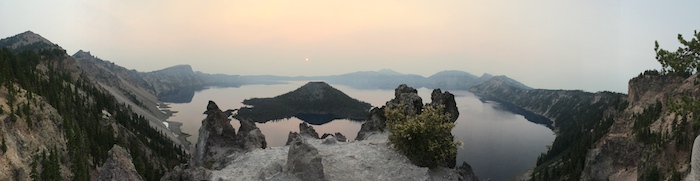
[191,101,239,169]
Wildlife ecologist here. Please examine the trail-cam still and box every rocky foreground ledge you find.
[162,85,478,181]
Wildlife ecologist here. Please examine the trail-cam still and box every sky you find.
[1,1,699,93]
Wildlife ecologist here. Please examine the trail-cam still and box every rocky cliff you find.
[470,71,700,180]
[580,72,700,181]
[470,76,627,180]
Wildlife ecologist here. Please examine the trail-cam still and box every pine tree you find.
[1,137,7,153]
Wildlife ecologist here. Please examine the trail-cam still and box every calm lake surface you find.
[166,81,554,181]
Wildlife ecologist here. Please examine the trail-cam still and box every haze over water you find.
[167,81,554,181]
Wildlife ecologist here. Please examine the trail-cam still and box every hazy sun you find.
[305,58,309,62]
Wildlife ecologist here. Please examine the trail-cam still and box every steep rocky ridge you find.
[470,76,627,180]
[71,50,189,148]
[470,71,700,180]
[580,73,700,181]
[0,31,187,180]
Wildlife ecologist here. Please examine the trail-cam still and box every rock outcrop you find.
[98,145,143,181]
[355,107,387,141]
[321,132,347,142]
[238,119,267,151]
[431,89,459,122]
[287,134,327,181]
[356,84,457,140]
[160,164,212,181]
[191,101,238,169]
[286,132,301,146]
[386,84,423,115]
[300,122,321,139]
[456,162,479,181]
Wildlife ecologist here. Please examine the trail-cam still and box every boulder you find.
[430,89,459,122]
[98,145,143,181]
[160,164,212,181]
[238,119,267,151]
[322,136,337,145]
[299,122,320,139]
[320,133,346,142]
[457,162,479,181]
[334,132,347,142]
[286,132,301,146]
[355,107,386,141]
[286,134,327,181]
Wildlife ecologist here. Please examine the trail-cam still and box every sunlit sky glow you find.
[2,1,699,93]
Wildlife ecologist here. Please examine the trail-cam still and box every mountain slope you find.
[471,70,700,180]
[0,31,187,180]
[470,76,627,180]
[580,72,699,180]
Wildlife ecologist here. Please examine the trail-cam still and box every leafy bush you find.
[385,104,458,168]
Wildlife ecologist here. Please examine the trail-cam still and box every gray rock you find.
[299,122,320,139]
[160,164,212,181]
[457,162,479,181]
[286,132,300,146]
[98,145,143,181]
[320,133,346,142]
[387,84,423,115]
[431,89,460,123]
[287,135,327,181]
[191,101,238,169]
[355,107,386,141]
[334,132,347,142]
[322,136,337,145]
[238,119,267,151]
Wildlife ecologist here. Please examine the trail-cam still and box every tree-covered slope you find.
[0,32,187,180]
[235,82,372,123]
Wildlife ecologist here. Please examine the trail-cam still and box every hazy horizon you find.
[2,1,700,93]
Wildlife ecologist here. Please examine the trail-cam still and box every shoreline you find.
[158,102,192,152]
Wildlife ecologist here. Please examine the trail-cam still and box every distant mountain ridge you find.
[0,31,61,51]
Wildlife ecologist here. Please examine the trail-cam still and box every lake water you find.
[166,81,554,181]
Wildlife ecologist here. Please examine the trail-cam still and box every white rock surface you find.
[212,133,431,181]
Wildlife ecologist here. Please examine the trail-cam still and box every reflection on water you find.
[166,81,554,181]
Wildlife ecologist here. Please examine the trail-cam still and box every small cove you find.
[166,81,555,181]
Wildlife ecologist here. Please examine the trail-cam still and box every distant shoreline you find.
[158,102,192,152]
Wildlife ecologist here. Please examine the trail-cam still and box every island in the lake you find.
[234,81,373,124]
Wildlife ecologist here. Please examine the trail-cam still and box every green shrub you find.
[386,105,458,168]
